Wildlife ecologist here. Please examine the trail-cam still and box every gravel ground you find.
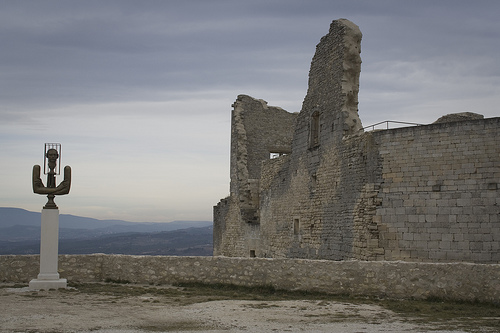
[0,284,485,333]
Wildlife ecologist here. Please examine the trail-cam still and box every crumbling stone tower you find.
[213,95,297,256]
[214,19,500,263]
[214,19,364,258]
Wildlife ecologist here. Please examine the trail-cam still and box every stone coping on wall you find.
[1,254,499,303]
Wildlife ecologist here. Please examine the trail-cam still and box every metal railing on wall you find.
[362,120,423,132]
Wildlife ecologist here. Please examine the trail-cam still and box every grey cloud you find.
[2,1,499,113]
[1,0,500,222]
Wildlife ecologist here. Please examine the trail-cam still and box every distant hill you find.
[0,207,213,256]
[0,226,213,256]
[0,207,212,240]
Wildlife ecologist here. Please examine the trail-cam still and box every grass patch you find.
[0,283,26,289]
[378,297,500,331]
[136,321,213,332]
[104,277,131,284]
[173,282,348,302]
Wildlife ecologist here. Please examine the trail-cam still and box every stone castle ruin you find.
[213,19,500,263]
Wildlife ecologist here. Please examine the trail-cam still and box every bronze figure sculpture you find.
[33,146,71,209]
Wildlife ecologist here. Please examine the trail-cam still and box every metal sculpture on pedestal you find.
[29,143,71,290]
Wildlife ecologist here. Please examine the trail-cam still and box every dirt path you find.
[0,283,489,332]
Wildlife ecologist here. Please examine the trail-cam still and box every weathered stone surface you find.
[213,18,500,263]
[1,255,499,303]
[433,112,484,123]
[213,94,297,256]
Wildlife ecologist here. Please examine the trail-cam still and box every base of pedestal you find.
[29,278,67,290]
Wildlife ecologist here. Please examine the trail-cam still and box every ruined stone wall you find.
[213,95,297,257]
[371,118,500,263]
[214,19,365,259]
[212,197,229,255]
[1,255,499,303]
[231,95,297,185]
[213,18,499,264]
[258,132,379,260]
[213,195,250,257]
[294,18,362,154]
[258,118,500,263]
[229,95,297,197]
[254,19,366,260]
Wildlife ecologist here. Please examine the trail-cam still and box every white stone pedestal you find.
[29,208,67,290]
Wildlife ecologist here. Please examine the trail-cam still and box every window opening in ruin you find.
[270,152,287,159]
[310,111,321,148]
[293,218,300,235]
[311,173,317,192]
[249,250,256,257]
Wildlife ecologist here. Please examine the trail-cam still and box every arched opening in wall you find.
[310,111,321,148]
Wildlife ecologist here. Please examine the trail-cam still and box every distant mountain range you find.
[0,207,213,256]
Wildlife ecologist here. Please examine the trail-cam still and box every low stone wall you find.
[1,255,499,303]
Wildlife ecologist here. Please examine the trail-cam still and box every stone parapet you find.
[1,255,499,303]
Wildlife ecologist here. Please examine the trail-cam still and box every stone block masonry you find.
[213,18,500,263]
[1,255,499,304]
[372,118,500,262]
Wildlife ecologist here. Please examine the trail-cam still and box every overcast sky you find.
[1,0,499,223]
